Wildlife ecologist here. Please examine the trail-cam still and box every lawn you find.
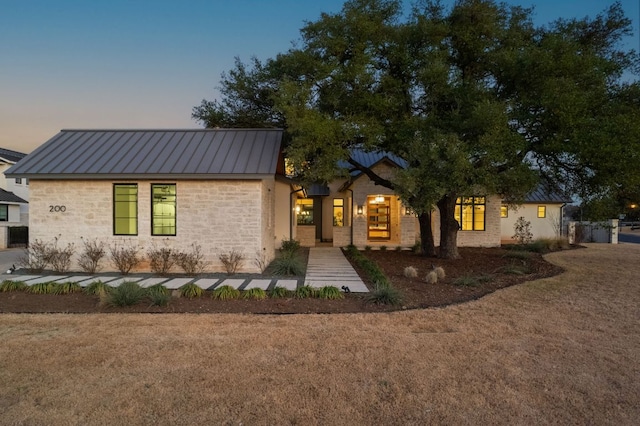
[0,244,638,425]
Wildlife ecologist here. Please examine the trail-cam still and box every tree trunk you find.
[418,211,437,257]
[437,194,460,259]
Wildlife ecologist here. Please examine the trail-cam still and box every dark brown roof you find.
[6,129,283,179]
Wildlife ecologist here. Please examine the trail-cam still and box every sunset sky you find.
[1,0,638,154]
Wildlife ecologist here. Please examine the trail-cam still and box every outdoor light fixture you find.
[374,195,385,203]
[357,205,363,215]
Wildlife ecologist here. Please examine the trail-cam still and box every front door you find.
[367,196,391,240]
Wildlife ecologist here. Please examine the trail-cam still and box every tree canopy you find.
[193,0,640,258]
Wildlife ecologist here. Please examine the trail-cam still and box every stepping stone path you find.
[304,247,369,293]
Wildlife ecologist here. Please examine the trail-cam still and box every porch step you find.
[304,248,369,293]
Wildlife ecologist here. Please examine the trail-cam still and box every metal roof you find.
[0,148,27,164]
[339,149,407,176]
[524,185,572,204]
[6,129,283,179]
[0,188,27,204]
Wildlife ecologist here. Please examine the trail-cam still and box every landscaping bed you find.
[0,246,565,314]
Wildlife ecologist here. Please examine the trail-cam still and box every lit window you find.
[333,199,344,227]
[152,184,176,236]
[0,205,7,221]
[113,184,138,235]
[500,205,508,218]
[455,197,485,231]
[367,195,391,240]
[296,199,314,225]
[538,206,546,218]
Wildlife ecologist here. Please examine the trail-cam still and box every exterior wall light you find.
[357,205,363,215]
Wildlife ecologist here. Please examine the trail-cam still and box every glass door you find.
[367,196,391,240]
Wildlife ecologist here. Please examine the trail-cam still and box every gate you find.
[8,226,28,247]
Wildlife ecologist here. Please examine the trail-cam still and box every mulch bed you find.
[0,247,564,314]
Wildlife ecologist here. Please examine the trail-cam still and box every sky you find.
[1,0,638,154]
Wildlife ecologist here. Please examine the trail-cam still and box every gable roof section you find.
[6,129,283,180]
[524,185,573,204]
[0,148,27,164]
[0,188,27,204]
[342,150,407,176]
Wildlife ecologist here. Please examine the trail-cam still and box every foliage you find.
[379,246,387,252]
[146,283,169,296]
[503,250,532,260]
[173,244,208,276]
[47,237,75,273]
[253,249,269,273]
[211,285,240,300]
[501,262,531,275]
[280,238,301,255]
[317,286,344,300]
[434,266,446,281]
[294,285,317,299]
[109,243,142,275]
[179,283,204,299]
[18,239,51,273]
[242,287,267,300]
[78,237,106,274]
[269,286,293,298]
[26,282,56,294]
[106,282,146,307]
[425,271,438,284]
[147,245,176,276]
[269,254,305,276]
[403,266,418,279]
[219,250,244,275]
[148,289,171,306]
[513,217,533,245]
[367,283,403,306]
[52,282,82,295]
[453,276,480,288]
[343,246,391,288]
[0,280,27,292]
[84,281,112,296]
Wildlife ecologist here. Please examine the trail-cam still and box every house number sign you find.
[49,205,66,212]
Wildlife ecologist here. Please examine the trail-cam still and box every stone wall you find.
[297,225,315,247]
[28,179,275,273]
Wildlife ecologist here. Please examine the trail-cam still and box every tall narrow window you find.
[333,198,344,227]
[455,197,485,231]
[296,198,314,225]
[367,195,391,240]
[152,184,176,236]
[0,205,8,221]
[114,184,138,235]
[500,205,508,218]
[537,206,546,218]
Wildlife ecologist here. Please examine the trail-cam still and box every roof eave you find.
[7,173,277,180]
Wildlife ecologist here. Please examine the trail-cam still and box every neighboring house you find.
[500,186,572,243]
[291,150,502,249]
[0,148,29,248]
[6,129,290,273]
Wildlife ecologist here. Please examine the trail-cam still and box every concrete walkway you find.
[0,247,370,293]
[304,247,369,292]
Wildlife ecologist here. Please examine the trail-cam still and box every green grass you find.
[0,280,27,292]
[269,286,293,298]
[52,282,83,295]
[148,290,171,306]
[179,283,203,299]
[269,254,305,276]
[367,284,403,305]
[294,285,317,299]
[242,288,267,300]
[26,282,56,294]
[317,286,344,300]
[211,285,240,300]
[107,281,146,307]
[146,283,169,296]
[84,281,112,296]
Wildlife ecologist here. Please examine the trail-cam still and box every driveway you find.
[619,227,640,244]
[0,248,24,274]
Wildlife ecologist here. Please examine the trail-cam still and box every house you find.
[0,148,29,248]
[500,186,572,243]
[6,129,291,273]
[291,150,502,249]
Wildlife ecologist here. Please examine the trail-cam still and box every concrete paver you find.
[274,279,298,291]
[304,247,368,293]
[193,278,219,290]
[244,279,272,290]
[218,279,246,289]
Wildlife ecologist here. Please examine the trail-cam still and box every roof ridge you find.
[59,128,284,132]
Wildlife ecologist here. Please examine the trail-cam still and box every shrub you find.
[294,285,317,299]
[147,245,175,276]
[425,270,438,284]
[18,239,51,273]
[535,237,570,252]
[412,241,422,254]
[148,290,170,306]
[0,280,27,292]
[219,250,244,275]
[78,237,106,274]
[52,282,82,295]
[26,282,56,294]
[343,247,391,288]
[211,285,240,300]
[173,244,207,276]
[503,250,532,260]
[395,246,403,252]
[379,245,387,251]
[146,283,169,296]
[270,255,305,276]
[513,216,533,245]
[179,283,203,299]
[364,245,372,251]
[403,266,418,278]
[269,286,292,298]
[317,286,344,300]
[453,275,479,287]
[84,281,112,296]
[434,266,445,281]
[501,262,531,275]
[109,243,142,275]
[242,288,267,300]
[367,284,403,305]
[107,281,146,306]
[253,250,269,273]
[48,238,75,273]
[280,238,301,255]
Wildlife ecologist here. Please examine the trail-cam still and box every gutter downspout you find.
[290,188,305,241]
[347,188,354,246]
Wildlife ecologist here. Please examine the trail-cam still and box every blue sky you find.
[1,0,638,153]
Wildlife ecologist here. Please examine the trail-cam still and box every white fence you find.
[566,219,619,244]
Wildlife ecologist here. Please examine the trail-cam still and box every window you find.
[333,198,344,227]
[296,199,314,225]
[0,205,7,221]
[455,197,485,231]
[15,178,22,184]
[152,184,176,236]
[500,205,508,218]
[538,206,546,218]
[367,195,391,240]
[113,184,138,235]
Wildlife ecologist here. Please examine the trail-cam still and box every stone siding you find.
[297,225,316,247]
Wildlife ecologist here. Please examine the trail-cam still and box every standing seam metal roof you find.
[5,129,284,178]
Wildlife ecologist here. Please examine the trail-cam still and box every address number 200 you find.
[49,205,66,212]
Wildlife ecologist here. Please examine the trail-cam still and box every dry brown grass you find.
[1,244,639,425]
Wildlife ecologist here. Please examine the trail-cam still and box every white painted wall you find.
[501,203,564,241]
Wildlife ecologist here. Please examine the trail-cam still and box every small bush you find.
[294,285,317,299]
[403,266,418,278]
[513,216,533,245]
[148,290,170,306]
[270,255,305,276]
[147,245,175,276]
[179,283,203,299]
[253,249,269,273]
[242,288,267,300]
[269,286,292,298]
[317,286,344,300]
[109,243,142,275]
[26,282,56,294]
[52,282,82,295]
[535,237,570,252]
[503,250,532,260]
[219,250,244,275]
[173,244,207,276]
[379,245,387,251]
[84,281,112,296]
[211,285,240,300]
[107,281,146,306]
[395,246,403,252]
[367,284,403,305]
[454,276,480,287]
[48,238,75,273]
[412,241,422,254]
[425,270,438,284]
[280,238,301,255]
[434,266,445,281]
[78,238,106,274]
[0,280,27,292]
[18,239,51,273]
[501,262,531,275]
[364,245,372,251]
[146,283,169,296]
